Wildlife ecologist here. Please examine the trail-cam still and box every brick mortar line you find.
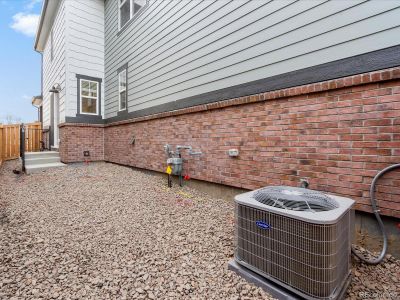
[59,66,400,129]
[59,123,104,128]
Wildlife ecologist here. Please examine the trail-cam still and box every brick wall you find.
[61,67,400,218]
[59,124,104,163]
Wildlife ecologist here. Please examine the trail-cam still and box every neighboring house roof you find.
[34,0,60,52]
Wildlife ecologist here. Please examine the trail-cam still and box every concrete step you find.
[25,156,61,166]
[25,151,60,159]
[25,162,66,174]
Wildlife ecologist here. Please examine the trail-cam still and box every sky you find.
[0,0,43,123]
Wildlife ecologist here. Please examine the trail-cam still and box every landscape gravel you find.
[0,160,399,299]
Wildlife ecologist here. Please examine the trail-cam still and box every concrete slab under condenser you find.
[228,260,299,300]
[228,260,351,300]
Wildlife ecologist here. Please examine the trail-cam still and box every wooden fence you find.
[24,122,42,152]
[0,124,20,164]
[0,122,41,165]
[0,125,2,166]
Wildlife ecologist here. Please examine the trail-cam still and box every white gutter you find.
[33,0,48,52]
[34,0,60,52]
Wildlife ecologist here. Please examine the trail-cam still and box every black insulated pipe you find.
[351,163,400,265]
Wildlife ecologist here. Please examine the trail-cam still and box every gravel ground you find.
[0,160,399,299]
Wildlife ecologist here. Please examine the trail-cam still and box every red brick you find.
[352,127,377,134]
[363,119,392,126]
[363,134,391,141]
[59,67,400,218]
[338,174,363,183]
[59,125,104,163]
[362,88,392,98]
[379,141,400,148]
[378,94,400,103]
[340,134,363,141]
[363,148,392,156]
[352,141,378,148]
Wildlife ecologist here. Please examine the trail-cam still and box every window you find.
[80,79,98,115]
[119,0,147,29]
[119,69,127,111]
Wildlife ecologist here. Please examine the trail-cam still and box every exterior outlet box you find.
[83,151,90,157]
[228,149,239,157]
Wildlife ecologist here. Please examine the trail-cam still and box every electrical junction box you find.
[228,149,239,157]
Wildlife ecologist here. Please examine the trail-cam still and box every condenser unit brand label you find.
[255,221,271,230]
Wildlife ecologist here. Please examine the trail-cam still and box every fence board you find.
[8,125,19,160]
[25,122,41,152]
[0,122,42,165]
[0,125,3,165]
[0,124,20,161]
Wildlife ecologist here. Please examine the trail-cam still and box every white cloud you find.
[10,12,39,37]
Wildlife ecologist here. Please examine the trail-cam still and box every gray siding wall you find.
[41,0,104,126]
[104,0,400,119]
[65,0,105,118]
[42,0,66,126]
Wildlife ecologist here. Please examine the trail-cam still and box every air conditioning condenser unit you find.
[234,186,354,300]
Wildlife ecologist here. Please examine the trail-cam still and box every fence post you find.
[0,125,3,165]
[20,124,25,172]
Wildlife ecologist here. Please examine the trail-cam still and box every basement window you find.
[119,0,148,29]
[119,69,127,111]
[80,79,98,115]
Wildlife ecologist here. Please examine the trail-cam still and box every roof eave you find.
[34,0,59,53]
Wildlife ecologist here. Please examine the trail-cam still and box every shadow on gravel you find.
[0,202,9,226]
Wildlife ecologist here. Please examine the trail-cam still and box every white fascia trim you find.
[34,0,61,52]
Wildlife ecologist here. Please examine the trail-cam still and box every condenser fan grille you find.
[253,186,338,212]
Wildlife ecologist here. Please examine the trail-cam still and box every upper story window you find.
[119,0,148,29]
[119,69,127,111]
[80,79,99,115]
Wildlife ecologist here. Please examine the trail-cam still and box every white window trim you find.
[118,0,148,31]
[119,69,127,111]
[80,79,99,115]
